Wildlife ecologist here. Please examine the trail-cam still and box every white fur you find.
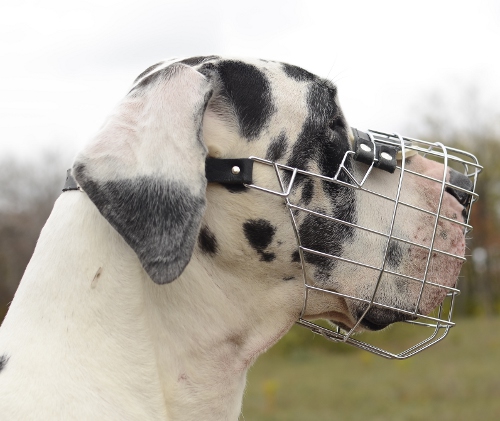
[0,190,302,420]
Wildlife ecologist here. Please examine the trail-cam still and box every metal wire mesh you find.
[244,129,481,359]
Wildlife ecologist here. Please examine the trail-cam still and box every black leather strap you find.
[352,128,376,167]
[205,158,253,184]
[352,128,398,174]
[376,144,398,173]
[63,158,254,193]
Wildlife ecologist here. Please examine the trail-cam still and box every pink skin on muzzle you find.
[400,154,467,316]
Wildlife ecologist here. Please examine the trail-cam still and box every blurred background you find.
[1,0,499,419]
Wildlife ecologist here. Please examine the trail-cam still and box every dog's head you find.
[73,56,476,335]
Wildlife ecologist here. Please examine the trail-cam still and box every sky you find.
[1,0,499,161]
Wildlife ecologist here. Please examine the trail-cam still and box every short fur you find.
[0,57,468,420]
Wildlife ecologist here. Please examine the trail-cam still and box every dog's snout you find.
[447,168,473,207]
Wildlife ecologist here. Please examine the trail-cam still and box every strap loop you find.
[205,158,253,184]
[352,128,398,173]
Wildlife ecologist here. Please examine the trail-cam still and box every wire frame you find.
[244,129,482,359]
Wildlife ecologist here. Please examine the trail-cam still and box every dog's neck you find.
[0,192,299,420]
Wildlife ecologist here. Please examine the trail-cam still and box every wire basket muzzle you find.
[245,129,481,359]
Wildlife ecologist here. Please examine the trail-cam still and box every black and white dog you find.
[0,57,470,420]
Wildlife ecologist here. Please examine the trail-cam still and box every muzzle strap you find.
[64,129,405,192]
[63,158,255,193]
[205,157,254,184]
[352,128,398,173]
[205,129,405,185]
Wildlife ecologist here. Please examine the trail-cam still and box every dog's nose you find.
[447,168,473,206]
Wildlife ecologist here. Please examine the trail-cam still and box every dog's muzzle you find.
[205,128,482,359]
[65,129,481,359]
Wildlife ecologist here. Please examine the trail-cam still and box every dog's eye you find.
[328,116,344,131]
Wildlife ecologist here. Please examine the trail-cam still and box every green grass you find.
[241,317,500,421]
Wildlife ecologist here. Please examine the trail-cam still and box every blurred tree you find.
[0,152,66,320]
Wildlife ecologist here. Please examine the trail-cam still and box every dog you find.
[0,56,473,420]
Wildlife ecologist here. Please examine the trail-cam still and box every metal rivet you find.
[231,166,241,175]
[380,152,393,160]
[360,144,371,152]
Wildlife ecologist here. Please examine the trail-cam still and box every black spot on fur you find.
[283,276,295,281]
[260,251,276,262]
[134,61,164,83]
[298,212,353,275]
[386,239,403,268]
[73,166,205,284]
[285,80,356,278]
[395,277,407,294]
[308,82,338,127]
[285,82,341,175]
[243,219,275,249]
[216,60,275,139]
[198,225,218,255]
[285,83,350,188]
[301,178,314,206]
[0,355,8,373]
[266,132,289,162]
[282,63,318,82]
[179,55,219,67]
[243,219,276,262]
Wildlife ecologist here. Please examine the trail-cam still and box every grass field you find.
[241,317,500,421]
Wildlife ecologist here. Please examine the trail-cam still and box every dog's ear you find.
[73,63,213,284]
